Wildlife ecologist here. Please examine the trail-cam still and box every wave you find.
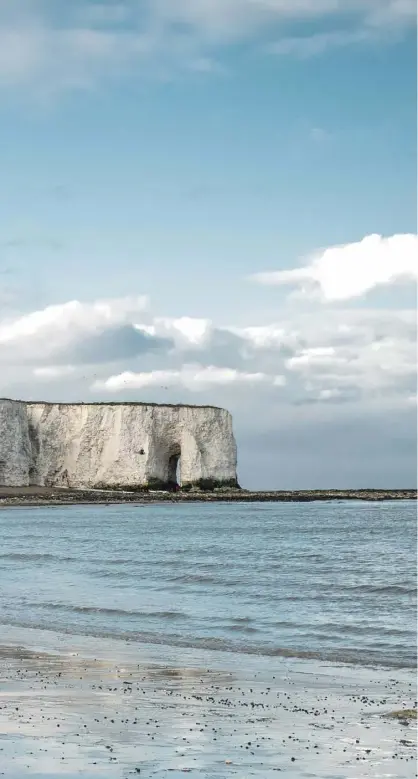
[336,584,416,595]
[24,603,187,620]
[228,624,260,634]
[169,573,222,584]
[91,569,137,580]
[247,588,416,604]
[0,618,414,669]
[168,573,250,587]
[0,552,77,563]
[269,620,414,637]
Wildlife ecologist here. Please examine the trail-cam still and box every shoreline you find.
[0,632,416,778]
[0,485,416,507]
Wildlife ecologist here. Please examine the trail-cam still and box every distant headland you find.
[0,398,238,492]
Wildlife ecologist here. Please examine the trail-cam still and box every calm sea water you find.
[0,501,416,669]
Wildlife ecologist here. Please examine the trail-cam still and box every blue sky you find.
[0,0,416,488]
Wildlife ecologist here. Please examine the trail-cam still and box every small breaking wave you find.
[24,603,187,620]
[337,584,416,595]
[0,552,77,563]
[0,618,414,669]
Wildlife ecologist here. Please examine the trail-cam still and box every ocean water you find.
[0,501,416,669]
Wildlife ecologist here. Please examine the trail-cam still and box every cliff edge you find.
[0,399,238,490]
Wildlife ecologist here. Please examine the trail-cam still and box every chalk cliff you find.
[0,399,238,489]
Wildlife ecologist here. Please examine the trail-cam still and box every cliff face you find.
[0,400,238,489]
[0,399,32,486]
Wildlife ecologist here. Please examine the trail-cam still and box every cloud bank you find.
[1,232,415,488]
[0,0,415,92]
[1,236,415,412]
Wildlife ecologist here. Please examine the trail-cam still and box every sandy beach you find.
[0,631,416,779]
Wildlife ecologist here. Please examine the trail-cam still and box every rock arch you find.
[28,466,37,486]
[168,444,181,487]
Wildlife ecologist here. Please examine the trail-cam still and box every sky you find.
[0,0,416,489]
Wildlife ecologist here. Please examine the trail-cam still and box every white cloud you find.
[367,0,417,27]
[0,289,414,416]
[151,0,415,38]
[0,296,148,356]
[0,0,414,92]
[233,325,287,348]
[229,324,306,359]
[93,364,285,392]
[151,0,342,41]
[285,323,416,400]
[251,234,418,301]
[286,347,343,370]
[0,18,156,93]
[94,369,179,392]
[136,316,212,348]
[273,375,287,386]
[267,28,372,57]
[318,388,342,401]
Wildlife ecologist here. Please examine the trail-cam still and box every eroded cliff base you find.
[93,477,241,492]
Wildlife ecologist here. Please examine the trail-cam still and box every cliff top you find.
[1,398,224,411]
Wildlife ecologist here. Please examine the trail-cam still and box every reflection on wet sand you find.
[0,644,416,778]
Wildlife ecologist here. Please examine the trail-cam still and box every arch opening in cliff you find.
[28,466,37,486]
[168,445,181,488]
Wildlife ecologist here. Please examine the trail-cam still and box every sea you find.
[0,500,416,670]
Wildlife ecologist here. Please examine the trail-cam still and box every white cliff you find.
[0,399,33,486]
[0,399,238,489]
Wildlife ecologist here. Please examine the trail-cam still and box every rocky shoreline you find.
[0,485,415,507]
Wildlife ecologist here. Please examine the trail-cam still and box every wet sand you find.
[0,486,415,507]
[0,635,416,778]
